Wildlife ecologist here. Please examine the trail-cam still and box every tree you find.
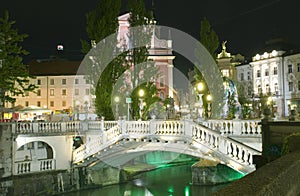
[125,0,160,120]
[81,0,124,119]
[199,17,219,58]
[0,11,36,119]
[193,17,219,117]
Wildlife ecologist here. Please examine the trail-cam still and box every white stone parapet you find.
[15,159,55,175]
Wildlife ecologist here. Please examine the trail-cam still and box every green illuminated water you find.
[63,163,229,196]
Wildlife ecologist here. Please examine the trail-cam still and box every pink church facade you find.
[117,13,175,100]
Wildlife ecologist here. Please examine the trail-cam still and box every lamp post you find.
[206,94,212,119]
[138,89,145,120]
[75,100,80,121]
[196,82,204,119]
[114,96,120,120]
[166,104,170,119]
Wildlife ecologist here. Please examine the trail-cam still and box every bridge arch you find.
[15,135,74,170]
[15,141,53,162]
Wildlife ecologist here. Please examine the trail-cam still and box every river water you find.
[63,163,228,196]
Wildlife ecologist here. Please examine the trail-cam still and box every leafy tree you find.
[199,17,219,58]
[81,0,124,119]
[125,0,160,119]
[193,17,219,117]
[0,11,36,119]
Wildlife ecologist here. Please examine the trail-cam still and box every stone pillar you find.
[183,119,192,137]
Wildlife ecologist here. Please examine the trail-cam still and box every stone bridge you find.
[0,119,262,178]
[73,119,262,174]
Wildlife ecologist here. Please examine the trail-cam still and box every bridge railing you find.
[73,124,122,163]
[202,119,262,135]
[14,159,56,175]
[14,121,81,134]
[191,121,261,170]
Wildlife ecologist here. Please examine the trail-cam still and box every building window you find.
[159,77,165,87]
[298,63,300,72]
[247,72,251,80]
[298,81,300,91]
[37,101,41,107]
[85,79,90,84]
[273,67,278,75]
[258,85,262,94]
[25,101,29,107]
[240,73,244,81]
[62,89,67,96]
[50,79,54,85]
[25,91,29,96]
[275,83,278,94]
[266,84,270,94]
[37,79,41,85]
[257,70,261,77]
[62,101,66,107]
[50,101,54,107]
[289,82,293,91]
[62,79,66,85]
[248,88,252,96]
[75,89,79,95]
[160,92,165,99]
[265,69,269,76]
[27,142,34,150]
[37,142,45,149]
[221,69,229,77]
[50,89,54,96]
[75,78,79,84]
[288,64,293,73]
[37,89,41,96]
[85,88,90,95]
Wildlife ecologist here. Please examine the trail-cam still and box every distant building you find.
[216,41,245,80]
[12,13,175,115]
[12,59,94,115]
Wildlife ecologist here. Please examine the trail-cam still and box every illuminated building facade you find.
[118,13,175,100]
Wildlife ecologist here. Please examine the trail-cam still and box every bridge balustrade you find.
[125,121,150,135]
[153,121,184,135]
[202,120,261,135]
[15,159,55,175]
[73,124,123,163]
[14,121,82,134]
[191,123,259,168]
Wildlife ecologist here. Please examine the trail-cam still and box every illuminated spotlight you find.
[254,54,260,61]
[271,50,278,57]
[57,44,64,51]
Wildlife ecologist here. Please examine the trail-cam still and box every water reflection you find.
[63,164,228,196]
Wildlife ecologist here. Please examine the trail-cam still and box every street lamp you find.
[75,100,80,121]
[114,96,120,120]
[206,94,212,118]
[138,89,145,120]
[196,82,204,119]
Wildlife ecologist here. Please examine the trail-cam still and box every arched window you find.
[258,85,262,95]
[266,84,270,94]
[257,70,261,77]
[160,92,165,99]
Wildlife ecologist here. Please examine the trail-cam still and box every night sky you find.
[2,0,300,70]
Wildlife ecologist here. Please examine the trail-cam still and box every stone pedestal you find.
[192,159,244,185]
